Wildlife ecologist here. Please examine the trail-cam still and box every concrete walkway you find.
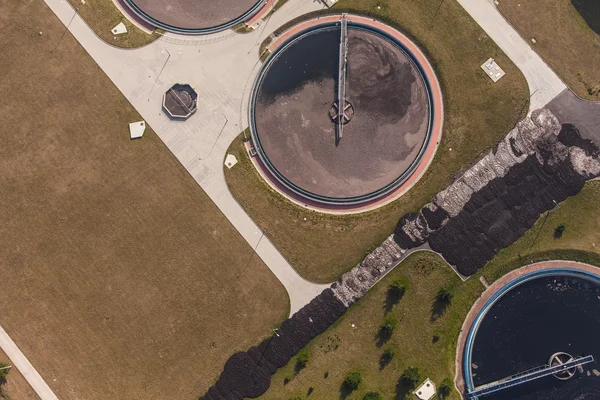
[43,0,329,319]
[0,324,57,400]
[456,0,566,111]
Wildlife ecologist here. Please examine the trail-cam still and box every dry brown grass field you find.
[0,1,288,399]
[0,350,39,400]
[499,0,600,100]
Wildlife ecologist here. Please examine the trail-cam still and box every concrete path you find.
[0,324,57,400]
[43,0,329,320]
[456,0,566,111]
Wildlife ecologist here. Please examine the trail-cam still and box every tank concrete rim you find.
[249,19,438,206]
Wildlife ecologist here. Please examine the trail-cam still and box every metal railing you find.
[467,355,594,398]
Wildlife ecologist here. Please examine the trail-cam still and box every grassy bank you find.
[259,181,600,399]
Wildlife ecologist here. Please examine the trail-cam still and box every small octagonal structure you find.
[163,84,198,121]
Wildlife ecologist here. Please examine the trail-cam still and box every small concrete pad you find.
[112,22,127,35]
[224,154,238,169]
[481,58,505,82]
[129,121,146,139]
[414,378,436,400]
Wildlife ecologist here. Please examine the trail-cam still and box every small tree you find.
[296,349,310,368]
[439,378,453,398]
[437,286,454,303]
[0,363,9,381]
[389,276,410,297]
[380,315,398,335]
[382,346,395,361]
[342,370,362,391]
[363,392,382,400]
[400,366,421,388]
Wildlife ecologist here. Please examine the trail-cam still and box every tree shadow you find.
[375,327,393,348]
[554,224,565,239]
[571,0,600,35]
[379,353,393,370]
[394,379,414,400]
[339,383,354,400]
[384,287,405,313]
[430,298,451,321]
[294,361,306,375]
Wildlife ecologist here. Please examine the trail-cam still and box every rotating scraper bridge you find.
[248,14,444,213]
[460,265,600,399]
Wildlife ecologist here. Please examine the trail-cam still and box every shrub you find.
[382,346,395,361]
[380,315,398,334]
[342,370,362,391]
[400,366,421,388]
[363,392,382,400]
[0,363,9,380]
[554,224,565,238]
[437,286,454,303]
[439,378,453,398]
[389,276,410,296]
[296,349,310,368]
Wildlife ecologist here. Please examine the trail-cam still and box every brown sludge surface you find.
[255,28,430,199]
[129,0,260,29]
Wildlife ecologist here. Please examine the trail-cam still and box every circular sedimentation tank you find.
[463,268,600,399]
[123,0,264,34]
[249,15,442,212]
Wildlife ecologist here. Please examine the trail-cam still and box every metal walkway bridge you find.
[336,14,348,144]
[466,354,594,398]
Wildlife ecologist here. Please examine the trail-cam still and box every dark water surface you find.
[471,275,600,399]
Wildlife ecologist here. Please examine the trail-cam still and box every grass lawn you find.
[225,0,529,283]
[498,0,600,100]
[66,0,160,48]
[0,1,288,399]
[0,350,39,400]
[259,181,600,400]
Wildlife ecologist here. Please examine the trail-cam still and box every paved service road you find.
[548,89,600,145]
[456,0,566,111]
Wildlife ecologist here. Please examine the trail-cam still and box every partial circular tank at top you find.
[249,19,439,208]
[123,0,264,34]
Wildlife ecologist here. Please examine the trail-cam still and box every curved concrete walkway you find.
[43,0,329,318]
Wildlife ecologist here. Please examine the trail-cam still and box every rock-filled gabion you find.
[203,109,600,398]
[394,109,600,276]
